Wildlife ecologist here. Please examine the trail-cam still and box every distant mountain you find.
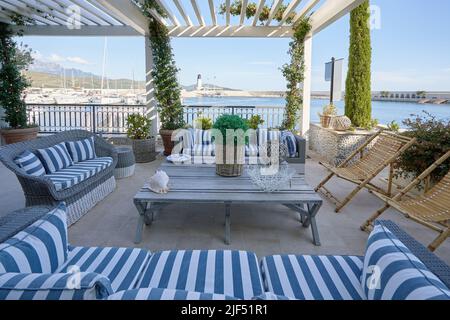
[30,60,97,78]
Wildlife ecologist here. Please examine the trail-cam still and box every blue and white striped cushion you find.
[0,272,113,300]
[252,292,294,300]
[14,150,46,176]
[137,250,264,300]
[258,129,268,146]
[37,142,73,174]
[66,137,96,163]
[45,157,113,191]
[108,288,238,300]
[362,223,450,300]
[268,130,280,141]
[56,246,150,292]
[281,131,297,158]
[261,255,365,300]
[0,203,68,274]
[245,144,258,157]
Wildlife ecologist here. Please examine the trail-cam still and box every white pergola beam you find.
[11,24,141,36]
[35,0,97,26]
[191,0,205,26]
[293,0,320,23]
[208,0,217,25]
[279,0,302,25]
[16,0,69,25]
[252,0,266,26]
[52,0,110,25]
[155,0,180,26]
[310,0,365,34]
[300,34,312,136]
[225,0,231,26]
[68,0,121,25]
[173,0,193,26]
[265,0,283,26]
[0,0,59,25]
[240,0,248,26]
[168,25,293,38]
[91,0,149,35]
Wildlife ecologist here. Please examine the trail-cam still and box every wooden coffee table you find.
[133,163,323,245]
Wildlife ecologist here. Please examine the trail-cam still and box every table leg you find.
[134,200,150,244]
[225,202,231,245]
[306,202,322,246]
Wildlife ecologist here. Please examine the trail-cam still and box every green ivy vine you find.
[219,1,296,24]
[281,17,312,131]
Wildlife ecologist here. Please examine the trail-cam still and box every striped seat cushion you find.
[56,246,150,292]
[137,250,264,300]
[0,272,113,300]
[281,131,297,158]
[66,137,96,163]
[245,144,259,157]
[261,255,365,300]
[14,150,46,176]
[252,292,294,300]
[362,223,450,300]
[37,142,73,174]
[108,288,238,300]
[45,157,113,191]
[0,203,68,274]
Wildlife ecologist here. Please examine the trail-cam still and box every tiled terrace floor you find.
[1,151,449,263]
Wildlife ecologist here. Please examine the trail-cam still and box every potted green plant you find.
[246,115,265,130]
[213,114,249,177]
[0,23,38,144]
[126,114,155,163]
[195,114,213,130]
[318,104,338,128]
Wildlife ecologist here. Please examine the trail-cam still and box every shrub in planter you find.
[247,115,264,130]
[213,115,249,177]
[195,114,213,130]
[394,112,450,187]
[126,114,155,163]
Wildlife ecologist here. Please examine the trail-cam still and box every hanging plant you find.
[139,0,185,131]
[280,17,312,131]
[218,1,296,24]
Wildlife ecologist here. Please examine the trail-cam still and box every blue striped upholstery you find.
[245,144,258,157]
[0,272,113,300]
[108,287,238,300]
[0,203,68,274]
[56,246,150,292]
[281,131,297,158]
[258,129,280,147]
[362,223,450,300]
[37,142,73,174]
[137,250,264,300]
[252,292,294,300]
[66,137,96,163]
[14,150,46,176]
[261,255,365,300]
[45,157,113,191]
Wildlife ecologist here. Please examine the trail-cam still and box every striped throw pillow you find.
[0,203,68,274]
[37,142,73,174]
[361,223,450,300]
[66,137,96,163]
[14,151,46,176]
[281,131,297,158]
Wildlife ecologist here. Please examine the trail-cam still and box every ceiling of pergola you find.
[0,0,364,37]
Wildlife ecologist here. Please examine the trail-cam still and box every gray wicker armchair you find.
[0,130,117,226]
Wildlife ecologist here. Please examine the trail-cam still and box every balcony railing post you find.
[92,105,97,133]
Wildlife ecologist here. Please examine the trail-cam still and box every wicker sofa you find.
[0,204,449,300]
[0,130,117,226]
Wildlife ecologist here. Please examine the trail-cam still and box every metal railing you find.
[27,104,286,134]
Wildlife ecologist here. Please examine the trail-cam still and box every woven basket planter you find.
[215,145,245,177]
[132,138,156,163]
[320,115,334,128]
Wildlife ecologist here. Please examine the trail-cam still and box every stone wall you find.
[309,123,376,166]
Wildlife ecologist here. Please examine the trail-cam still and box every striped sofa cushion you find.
[66,137,96,163]
[362,223,450,300]
[281,131,297,158]
[258,129,280,147]
[14,150,46,176]
[45,157,113,191]
[261,255,365,300]
[137,250,264,300]
[56,246,150,292]
[0,272,113,300]
[37,142,73,174]
[0,203,68,274]
[245,144,258,157]
[108,288,238,300]
[252,292,294,300]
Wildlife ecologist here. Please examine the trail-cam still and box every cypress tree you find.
[345,0,372,128]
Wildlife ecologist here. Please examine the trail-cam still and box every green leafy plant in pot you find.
[213,114,249,177]
[0,23,38,144]
[126,114,155,163]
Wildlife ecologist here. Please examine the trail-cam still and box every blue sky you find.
[21,0,450,91]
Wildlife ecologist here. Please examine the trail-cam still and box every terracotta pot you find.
[0,127,39,145]
[320,115,333,128]
[160,129,175,156]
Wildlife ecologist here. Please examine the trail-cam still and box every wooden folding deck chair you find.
[361,149,450,251]
[315,130,416,213]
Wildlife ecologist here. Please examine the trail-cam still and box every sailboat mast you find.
[101,37,108,95]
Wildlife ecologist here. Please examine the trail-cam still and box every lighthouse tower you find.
[196,74,203,91]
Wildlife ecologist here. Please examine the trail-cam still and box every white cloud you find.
[48,54,65,63]
[67,56,89,65]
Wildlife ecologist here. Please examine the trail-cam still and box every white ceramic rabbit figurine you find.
[148,170,169,194]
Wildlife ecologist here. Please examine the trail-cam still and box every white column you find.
[145,36,158,136]
[300,35,313,137]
